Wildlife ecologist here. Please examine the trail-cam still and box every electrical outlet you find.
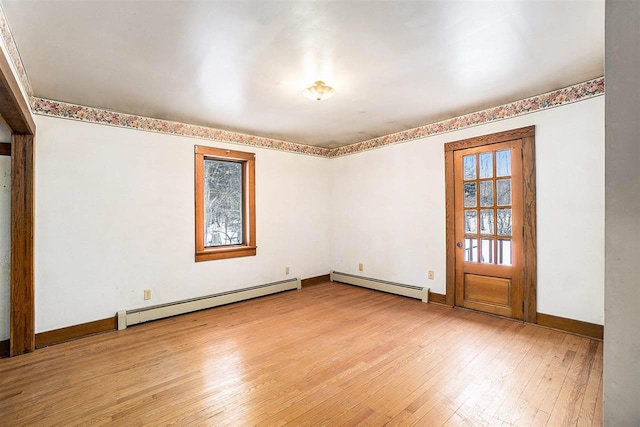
[144,289,151,300]
[359,263,364,272]
[428,271,434,280]
[285,266,290,275]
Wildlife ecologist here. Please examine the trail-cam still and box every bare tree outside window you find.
[203,159,243,247]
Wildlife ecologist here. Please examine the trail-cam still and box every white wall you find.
[33,95,605,332]
[34,115,331,332]
[331,96,604,325]
[604,0,640,424]
[0,155,10,340]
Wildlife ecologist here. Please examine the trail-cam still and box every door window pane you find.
[497,239,512,266]
[479,152,493,178]
[496,150,511,177]
[480,238,494,264]
[480,181,493,207]
[463,155,476,180]
[464,182,477,207]
[465,238,478,262]
[496,179,511,206]
[497,208,512,236]
[465,210,477,233]
[480,209,494,234]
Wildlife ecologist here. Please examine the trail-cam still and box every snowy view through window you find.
[462,150,513,265]
[203,159,243,247]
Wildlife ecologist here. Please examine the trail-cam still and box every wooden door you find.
[453,140,524,319]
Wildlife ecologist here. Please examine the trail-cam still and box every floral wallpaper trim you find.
[30,97,333,157]
[329,77,604,158]
[330,77,604,157]
[0,5,33,97]
[31,77,604,158]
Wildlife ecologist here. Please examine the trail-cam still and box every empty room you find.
[0,0,637,426]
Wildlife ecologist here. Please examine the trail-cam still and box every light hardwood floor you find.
[0,282,602,426]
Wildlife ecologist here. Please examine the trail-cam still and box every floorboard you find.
[0,282,602,426]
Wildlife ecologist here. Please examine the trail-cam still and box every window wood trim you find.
[444,126,537,323]
[194,145,256,261]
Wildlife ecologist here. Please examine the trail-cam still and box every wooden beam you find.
[0,43,35,135]
[10,134,34,356]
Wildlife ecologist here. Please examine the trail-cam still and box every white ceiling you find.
[2,0,604,148]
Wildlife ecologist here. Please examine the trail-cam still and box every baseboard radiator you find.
[117,278,301,330]
[330,271,428,303]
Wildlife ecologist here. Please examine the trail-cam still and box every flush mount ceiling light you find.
[303,80,334,101]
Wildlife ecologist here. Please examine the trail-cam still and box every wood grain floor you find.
[0,282,602,426]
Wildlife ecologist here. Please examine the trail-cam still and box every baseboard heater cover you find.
[117,278,301,330]
[330,271,428,303]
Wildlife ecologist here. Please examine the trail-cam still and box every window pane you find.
[497,208,512,236]
[497,239,512,266]
[464,182,477,207]
[465,210,477,233]
[496,179,511,206]
[463,155,476,180]
[480,181,493,207]
[496,150,511,177]
[203,159,243,247]
[480,238,494,264]
[480,209,494,234]
[465,238,478,262]
[479,152,493,178]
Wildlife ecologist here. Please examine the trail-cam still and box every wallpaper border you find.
[31,77,604,158]
[329,77,604,157]
[0,4,32,97]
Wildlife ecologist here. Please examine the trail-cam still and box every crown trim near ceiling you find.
[0,5,32,98]
[329,77,604,158]
[31,77,603,159]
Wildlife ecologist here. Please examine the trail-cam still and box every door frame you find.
[444,126,537,323]
[0,43,36,356]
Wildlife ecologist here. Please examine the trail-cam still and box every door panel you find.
[454,140,524,319]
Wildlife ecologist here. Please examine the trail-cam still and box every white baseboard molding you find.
[330,271,428,303]
[117,278,301,330]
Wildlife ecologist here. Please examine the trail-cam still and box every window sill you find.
[195,246,257,262]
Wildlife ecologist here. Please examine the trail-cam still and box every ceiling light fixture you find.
[303,81,334,101]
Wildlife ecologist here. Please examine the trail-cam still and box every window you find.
[194,146,256,261]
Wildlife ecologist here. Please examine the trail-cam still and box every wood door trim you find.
[444,126,537,323]
[522,136,537,323]
[11,135,35,355]
[0,43,36,356]
[0,41,35,135]
[444,150,456,306]
[444,126,535,152]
